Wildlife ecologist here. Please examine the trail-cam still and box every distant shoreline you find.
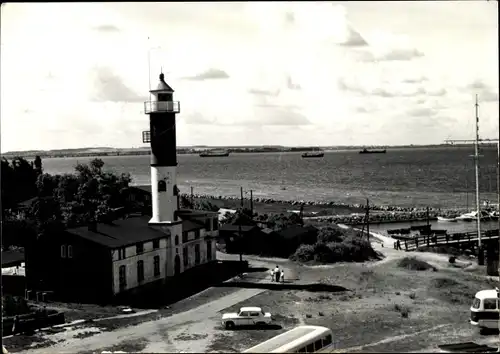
[3,144,495,160]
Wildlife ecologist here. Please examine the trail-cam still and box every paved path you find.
[22,255,286,354]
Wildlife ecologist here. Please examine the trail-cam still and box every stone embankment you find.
[184,193,469,224]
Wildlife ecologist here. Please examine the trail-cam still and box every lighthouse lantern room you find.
[144,72,181,224]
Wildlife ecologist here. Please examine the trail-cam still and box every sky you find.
[1,1,498,152]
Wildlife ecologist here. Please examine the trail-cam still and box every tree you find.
[266,213,302,230]
[34,155,43,174]
[221,208,256,226]
[1,157,39,211]
[179,195,219,212]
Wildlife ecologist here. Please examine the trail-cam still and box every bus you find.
[242,325,334,353]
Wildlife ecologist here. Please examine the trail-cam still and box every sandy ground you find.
[7,232,500,354]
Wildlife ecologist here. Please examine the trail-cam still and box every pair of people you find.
[270,266,284,283]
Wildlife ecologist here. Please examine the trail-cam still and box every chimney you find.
[88,221,97,232]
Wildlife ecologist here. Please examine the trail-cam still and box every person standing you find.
[274,266,280,282]
[280,269,285,283]
[269,268,274,282]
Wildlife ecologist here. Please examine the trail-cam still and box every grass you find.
[218,253,496,353]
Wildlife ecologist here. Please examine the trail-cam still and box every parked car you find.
[222,306,272,329]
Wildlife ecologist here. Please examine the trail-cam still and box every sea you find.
[40,146,499,210]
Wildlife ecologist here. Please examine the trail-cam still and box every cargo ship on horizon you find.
[359,148,387,154]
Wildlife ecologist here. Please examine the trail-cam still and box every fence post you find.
[405,241,408,251]
[468,233,471,242]
[427,235,430,247]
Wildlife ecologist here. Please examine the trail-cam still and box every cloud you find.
[250,106,311,126]
[464,79,499,102]
[90,66,146,103]
[337,77,446,98]
[247,88,281,96]
[338,27,368,47]
[183,112,216,125]
[407,107,438,117]
[357,48,424,62]
[182,68,230,81]
[93,24,120,33]
[286,75,301,90]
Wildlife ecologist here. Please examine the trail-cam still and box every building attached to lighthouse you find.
[143,72,218,279]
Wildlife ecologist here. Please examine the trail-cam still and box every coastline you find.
[184,193,479,225]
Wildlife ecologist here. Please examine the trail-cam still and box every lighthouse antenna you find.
[147,37,152,101]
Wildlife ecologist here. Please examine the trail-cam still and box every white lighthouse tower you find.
[143,72,181,224]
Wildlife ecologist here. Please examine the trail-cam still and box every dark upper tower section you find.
[144,72,181,166]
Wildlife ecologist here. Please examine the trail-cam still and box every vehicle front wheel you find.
[225,321,235,330]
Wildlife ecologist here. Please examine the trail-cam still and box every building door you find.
[174,254,181,275]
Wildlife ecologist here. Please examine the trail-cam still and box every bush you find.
[2,295,29,317]
[397,257,436,271]
[290,227,378,264]
[291,244,315,262]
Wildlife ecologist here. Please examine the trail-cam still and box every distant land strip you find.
[2,144,497,159]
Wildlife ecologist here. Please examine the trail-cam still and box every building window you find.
[183,247,188,267]
[182,232,188,243]
[136,243,144,254]
[153,239,160,249]
[154,256,160,277]
[145,195,151,201]
[137,260,144,283]
[119,265,127,290]
[158,180,167,193]
[213,218,219,231]
[175,235,179,246]
[205,218,212,231]
[194,230,200,239]
[118,248,126,260]
[60,245,67,258]
[207,241,212,261]
[68,245,73,258]
[195,244,200,265]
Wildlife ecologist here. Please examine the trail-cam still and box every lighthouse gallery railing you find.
[144,101,181,114]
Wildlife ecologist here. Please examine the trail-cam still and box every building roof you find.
[261,228,277,235]
[1,249,25,267]
[220,224,257,233]
[182,219,205,232]
[177,209,219,217]
[129,185,152,194]
[277,225,318,240]
[150,73,174,93]
[67,216,167,249]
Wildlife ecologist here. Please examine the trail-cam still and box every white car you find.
[222,306,272,329]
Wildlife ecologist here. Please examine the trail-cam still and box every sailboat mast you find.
[475,94,482,247]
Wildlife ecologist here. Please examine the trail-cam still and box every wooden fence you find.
[401,229,499,251]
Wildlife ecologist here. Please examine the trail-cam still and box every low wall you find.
[1,312,65,337]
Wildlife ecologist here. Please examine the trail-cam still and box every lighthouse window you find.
[175,235,179,246]
[158,180,167,193]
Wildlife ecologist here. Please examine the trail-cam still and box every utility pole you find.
[239,187,243,262]
[426,206,430,228]
[250,190,254,216]
[365,199,370,241]
[190,186,194,208]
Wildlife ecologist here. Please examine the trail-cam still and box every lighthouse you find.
[143,72,181,224]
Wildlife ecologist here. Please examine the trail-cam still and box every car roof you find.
[240,307,262,312]
[475,289,498,300]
